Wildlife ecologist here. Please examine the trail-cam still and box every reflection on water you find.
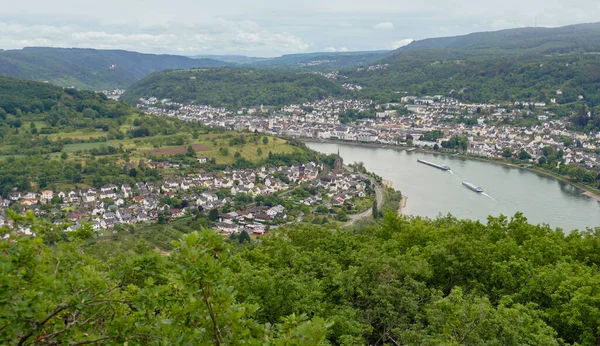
[307,142,600,232]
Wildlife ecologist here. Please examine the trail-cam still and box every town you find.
[136,95,600,170]
[0,158,377,238]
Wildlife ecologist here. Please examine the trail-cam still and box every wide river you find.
[307,142,600,232]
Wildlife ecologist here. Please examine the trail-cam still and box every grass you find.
[48,130,108,141]
[63,142,112,152]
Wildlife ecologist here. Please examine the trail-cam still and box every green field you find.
[63,142,112,152]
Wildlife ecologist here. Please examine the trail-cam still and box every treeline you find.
[121,67,347,108]
[4,212,600,344]
[0,47,229,90]
[345,53,600,108]
[0,155,161,196]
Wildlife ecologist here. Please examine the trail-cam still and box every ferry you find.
[462,181,484,193]
[417,159,450,171]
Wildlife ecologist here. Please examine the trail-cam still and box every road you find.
[345,182,383,226]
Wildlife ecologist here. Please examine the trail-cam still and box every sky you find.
[1,0,599,57]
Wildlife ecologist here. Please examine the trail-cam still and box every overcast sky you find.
[1,0,599,56]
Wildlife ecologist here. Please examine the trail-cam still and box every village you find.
[137,94,600,170]
[0,157,376,237]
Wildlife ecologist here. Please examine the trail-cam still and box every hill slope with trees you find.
[3,211,600,344]
[122,67,347,108]
[343,23,600,107]
[0,47,229,90]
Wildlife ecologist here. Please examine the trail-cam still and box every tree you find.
[60,152,68,160]
[519,149,531,160]
[238,230,251,244]
[187,145,196,157]
[337,209,348,222]
[208,208,219,221]
[502,148,512,158]
[263,137,269,145]
[433,143,440,150]
[372,199,379,219]
[234,151,241,159]
[257,148,263,156]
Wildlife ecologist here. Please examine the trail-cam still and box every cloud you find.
[374,22,394,30]
[0,20,309,56]
[392,39,414,49]
[322,47,349,52]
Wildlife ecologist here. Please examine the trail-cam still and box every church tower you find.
[333,148,344,171]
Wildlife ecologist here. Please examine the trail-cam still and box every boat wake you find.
[482,193,497,202]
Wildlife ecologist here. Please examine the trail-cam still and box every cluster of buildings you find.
[0,162,326,236]
[136,95,600,172]
[356,64,389,72]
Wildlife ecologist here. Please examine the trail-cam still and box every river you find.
[306,142,600,232]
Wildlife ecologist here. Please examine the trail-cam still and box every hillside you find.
[122,67,348,107]
[0,47,229,90]
[4,211,600,344]
[341,23,600,106]
[394,22,600,56]
[249,50,390,70]
[193,51,390,70]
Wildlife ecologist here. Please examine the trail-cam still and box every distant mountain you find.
[340,23,600,106]
[250,51,391,70]
[0,47,230,90]
[191,55,269,65]
[121,67,347,108]
[393,22,600,56]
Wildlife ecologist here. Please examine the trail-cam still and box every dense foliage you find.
[396,22,600,55]
[337,23,600,110]
[345,52,600,108]
[4,211,600,345]
[248,51,390,71]
[121,68,347,108]
[0,47,228,90]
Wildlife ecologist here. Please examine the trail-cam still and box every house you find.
[197,156,208,163]
[21,198,38,206]
[121,184,132,198]
[171,209,185,218]
[101,184,118,193]
[137,213,150,222]
[68,211,84,222]
[41,190,54,203]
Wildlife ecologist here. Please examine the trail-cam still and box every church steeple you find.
[334,147,343,171]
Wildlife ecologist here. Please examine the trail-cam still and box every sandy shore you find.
[299,138,600,202]
[399,195,408,215]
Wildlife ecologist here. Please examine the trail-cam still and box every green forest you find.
[4,211,600,345]
[121,68,347,108]
[0,47,228,90]
[345,52,600,107]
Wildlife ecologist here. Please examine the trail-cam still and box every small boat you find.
[462,181,484,193]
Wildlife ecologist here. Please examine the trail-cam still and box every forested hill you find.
[342,23,600,106]
[393,22,600,57]
[5,212,600,344]
[121,68,347,108]
[0,47,229,90]
[0,75,132,118]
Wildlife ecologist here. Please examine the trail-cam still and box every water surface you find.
[308,142,600,231]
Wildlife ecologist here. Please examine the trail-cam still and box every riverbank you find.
[399,195,408,215]
[300,138,600,202]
